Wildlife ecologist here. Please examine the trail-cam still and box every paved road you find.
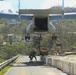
[5,55,67,75]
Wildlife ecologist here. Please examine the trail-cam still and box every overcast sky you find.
[0,0,76,13]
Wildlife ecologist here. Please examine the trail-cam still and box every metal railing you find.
[0,54,19,69]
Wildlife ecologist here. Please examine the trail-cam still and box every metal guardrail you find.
[0,54,20,69]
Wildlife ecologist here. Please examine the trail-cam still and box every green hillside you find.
[0,23,5,29]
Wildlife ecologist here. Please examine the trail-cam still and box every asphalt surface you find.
[4,55,67,75]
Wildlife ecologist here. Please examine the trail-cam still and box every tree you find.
[8,9,12,13]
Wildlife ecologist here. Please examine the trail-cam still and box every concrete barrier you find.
[57,60,63,70]
[56,59,59,69]
[51,58,55,67]
[62,60,70,74]
[74,64,76,75]
[69,62,74,75]
[48,58,52,65]
[42,56,76,75]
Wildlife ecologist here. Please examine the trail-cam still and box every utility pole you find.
[18,0,20,10]
[38,34,42,55]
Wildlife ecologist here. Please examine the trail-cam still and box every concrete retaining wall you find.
[74,64,76,75]
[42,56,76,75]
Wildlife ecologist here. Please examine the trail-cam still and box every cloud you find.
[41,0,76,9]
[0,1,16,13]
[41,0,62,9]
[64,0,76,7]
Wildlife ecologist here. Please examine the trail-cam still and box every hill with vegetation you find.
[0,7,76,62]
